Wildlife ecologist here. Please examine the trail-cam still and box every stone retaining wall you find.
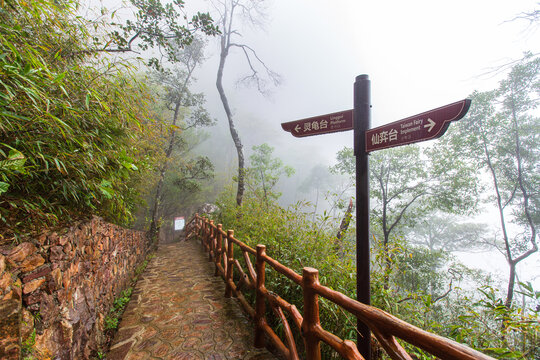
[0,217,150,359]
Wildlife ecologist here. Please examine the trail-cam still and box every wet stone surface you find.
[107,240,277,360]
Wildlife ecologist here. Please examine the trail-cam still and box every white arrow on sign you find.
[424,118,436,132]
[294,124,301,133]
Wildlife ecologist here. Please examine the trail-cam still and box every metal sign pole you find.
[281,74,469,360]
[354,74,371,359]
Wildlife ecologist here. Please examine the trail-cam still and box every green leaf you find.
[54,72,66,82]
[0,149,26,172]
[99,187,113,199]
[0,110,31,121]
[0,181,9,195]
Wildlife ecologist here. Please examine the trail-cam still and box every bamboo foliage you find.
[0,0,159,242]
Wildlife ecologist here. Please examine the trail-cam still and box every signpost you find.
[281,109,353,137]
[365,99,471,152]
[353,75,371,359]
[281,75,471,360]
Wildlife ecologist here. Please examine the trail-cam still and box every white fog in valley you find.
[177,0,540,291]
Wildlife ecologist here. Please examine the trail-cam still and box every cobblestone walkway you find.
[107,239,277,360]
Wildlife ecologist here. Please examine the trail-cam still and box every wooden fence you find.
[186,214,494,360]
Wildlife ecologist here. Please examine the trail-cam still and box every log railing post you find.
[209,220,214,261]
[195,214,201,239]
[215,224,223,276]
[254,244,266,348]
[302,267,322,360]
[223,238,228,278]
[206,219,211,251]
[225,230,234,298]
[190,213,198,239]
[202,218,208,248]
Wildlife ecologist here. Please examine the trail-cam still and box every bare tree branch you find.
[433,279,453,304]
[230,43,281,93]
[506,5,540,26]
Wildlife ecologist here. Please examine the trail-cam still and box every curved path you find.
[107,239,277,360]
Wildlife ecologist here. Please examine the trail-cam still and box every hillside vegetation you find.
[0,0,160,243]
[0,0,218,243]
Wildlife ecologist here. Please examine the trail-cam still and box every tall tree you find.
[405,213,488,253]
[298,164,335,217]
[333,144,478,287]
[159,155,214,216]
[79,0,219,69]
[439,54,539,307]
[211,0,280,206]
[245,143,294,206]
[148,38,214,236]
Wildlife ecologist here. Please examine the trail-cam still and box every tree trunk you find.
[383,231,391,291]
[149,101,182,236]
[334,197,354,252]
[382,191,391,290]
[148,60,197,235]
[216,37,244,207]
[502,96,538,307]
[506,261,517,308]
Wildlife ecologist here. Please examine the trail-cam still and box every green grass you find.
[103,252,154,331]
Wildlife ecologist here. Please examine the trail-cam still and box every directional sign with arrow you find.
[281,109,353,137]
[281,76,472,360]
[424,118,436,132]
[365,99,471,152]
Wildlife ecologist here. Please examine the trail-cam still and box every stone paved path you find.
[107,239,278,360]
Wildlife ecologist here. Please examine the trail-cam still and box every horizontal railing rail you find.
[186,214,494,360]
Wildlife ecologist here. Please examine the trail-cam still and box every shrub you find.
[210,187,539,359]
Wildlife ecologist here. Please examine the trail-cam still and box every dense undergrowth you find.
[209,189,540,359]
[0,0,161,244]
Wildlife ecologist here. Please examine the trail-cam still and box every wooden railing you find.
[186,214,494,360]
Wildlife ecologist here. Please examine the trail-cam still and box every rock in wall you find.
[0,216,150,359]
[0,252,22,359]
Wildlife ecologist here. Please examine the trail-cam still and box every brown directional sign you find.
[280,73,471,360]
[365,99,471,152]
[281,109,353,137]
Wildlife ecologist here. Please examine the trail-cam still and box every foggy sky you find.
[180,0,540,288]
[186,0,538,202]
[188,0,539,165]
